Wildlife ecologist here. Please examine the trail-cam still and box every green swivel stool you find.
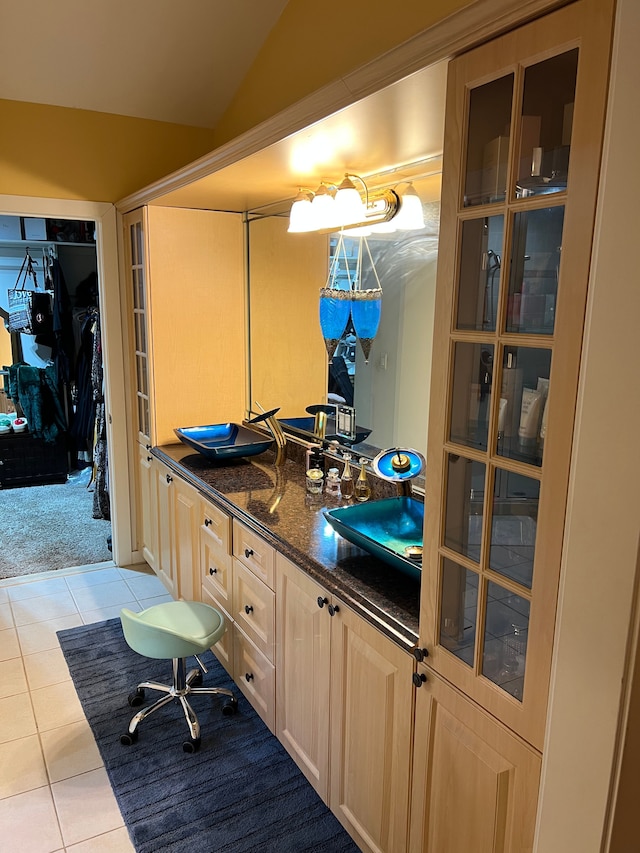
[119,600,237,753]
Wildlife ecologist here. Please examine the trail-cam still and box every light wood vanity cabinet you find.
[121,205,245,565]
[409,667,541,852]
[276,552,414,853]
[137,443,157,571]
[151,457,199,601]
[199,496,234,674]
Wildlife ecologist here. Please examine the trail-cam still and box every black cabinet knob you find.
[204,518,212,527]
[245,672,254,682]
[411,647,429,662]
[328,603,340,617]
[244,605,254,615]
[209,567,217,575]
[412,672,427,688]
[244,548,254,559]
[166,474,172,483]
[317,596,328,609]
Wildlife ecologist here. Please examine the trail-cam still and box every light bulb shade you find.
[311,185,337,230]
[395,186,425,230]
[319,287,352,360]
[288,192,314,232]
[334,176,366,226]
[351,289,382,363]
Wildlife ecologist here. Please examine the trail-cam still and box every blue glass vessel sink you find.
[324,496,424,581]
[174,423,273,461]
[278,417,372,446]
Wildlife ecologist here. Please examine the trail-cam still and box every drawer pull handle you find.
[244,548,254,559]
[245,672,254,682]
[209,567,217,575]
[412,672,427,688]
[244,605,254,615]
[317,596,328,609]
[166,474,173,483]
[328,603,340,617]
[146,456,152,462]
[204,518,212,527]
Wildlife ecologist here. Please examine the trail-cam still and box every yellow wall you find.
[0,99,215,203]
[212,0,471,145]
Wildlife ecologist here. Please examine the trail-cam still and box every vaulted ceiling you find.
[0,0,288,128]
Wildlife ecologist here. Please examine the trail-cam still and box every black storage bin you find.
[0,432,68,487]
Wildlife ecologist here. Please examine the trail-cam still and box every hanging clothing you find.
[90,312,109,520]
[6,363,67,442]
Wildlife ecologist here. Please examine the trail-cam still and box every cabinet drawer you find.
[234,626,275,733]
[201,586,234,677]
[233,559,275,662]
[200,497,231,553]
[232,520,275,589]
[201,538,233,612]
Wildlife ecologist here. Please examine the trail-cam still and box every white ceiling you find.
[0,0,288,128]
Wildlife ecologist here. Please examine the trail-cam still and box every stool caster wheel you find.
[120,730,138,746]
[222,697,238,716]
[183,737,201,754]
[128,688,145,707]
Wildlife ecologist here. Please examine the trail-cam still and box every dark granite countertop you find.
[154,443,421,650]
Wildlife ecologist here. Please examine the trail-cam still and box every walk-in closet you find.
[0,215,112,578]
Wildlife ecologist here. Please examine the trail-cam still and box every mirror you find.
[247,174,441,458]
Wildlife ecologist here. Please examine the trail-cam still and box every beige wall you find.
[0,99,215,203]
[212,0,472,146]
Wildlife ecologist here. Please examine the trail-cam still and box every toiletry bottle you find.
[325,467,341,498]
[355,457,371,502]
[306,444,325,473]
[340,453,354,499]
[306,467,324,495]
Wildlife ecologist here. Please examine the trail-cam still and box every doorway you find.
[0,215,112,577]
[0,196,135,576]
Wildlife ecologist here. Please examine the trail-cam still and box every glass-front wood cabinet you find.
[420,0,613,751]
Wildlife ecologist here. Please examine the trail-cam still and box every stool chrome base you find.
[121,657,237,753]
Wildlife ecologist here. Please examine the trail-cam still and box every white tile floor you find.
[0,562,172,853]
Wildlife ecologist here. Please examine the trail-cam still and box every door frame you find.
[0,195,135,567]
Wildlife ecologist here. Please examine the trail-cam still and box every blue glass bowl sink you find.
[174,423,273,461]
[324,496,424,582]
[278,417,372,446]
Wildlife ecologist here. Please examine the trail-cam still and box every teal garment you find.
[7,362,67,442]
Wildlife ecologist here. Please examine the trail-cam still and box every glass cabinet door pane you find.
[515,49,578,199]
[444,455,486,562]
[497,346,551,466]
[483,582,530,701]
[450,343,494,450]
[506,206,564,335]
[490,470,539,589]
[464,75,514,207]
[440,558,478,667]
[456,215,504,332]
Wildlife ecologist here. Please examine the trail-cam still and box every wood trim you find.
[115,0,571,214]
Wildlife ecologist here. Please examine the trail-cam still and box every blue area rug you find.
[57,618,359,853]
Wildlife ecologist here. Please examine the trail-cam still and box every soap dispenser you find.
[355,457,371,502]
[340,452,354,499]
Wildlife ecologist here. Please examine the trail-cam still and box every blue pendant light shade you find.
[350,289,382,362]
[350,237,383,363]
[319,287,352,361]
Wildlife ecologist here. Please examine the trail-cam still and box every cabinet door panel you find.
[155,463,176,597]
[330,604,413,853]
[137,443,156,569]
[276,554,331,801]
[173,477,199,601]
[410,669,541,853]
[201,585,233,676]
